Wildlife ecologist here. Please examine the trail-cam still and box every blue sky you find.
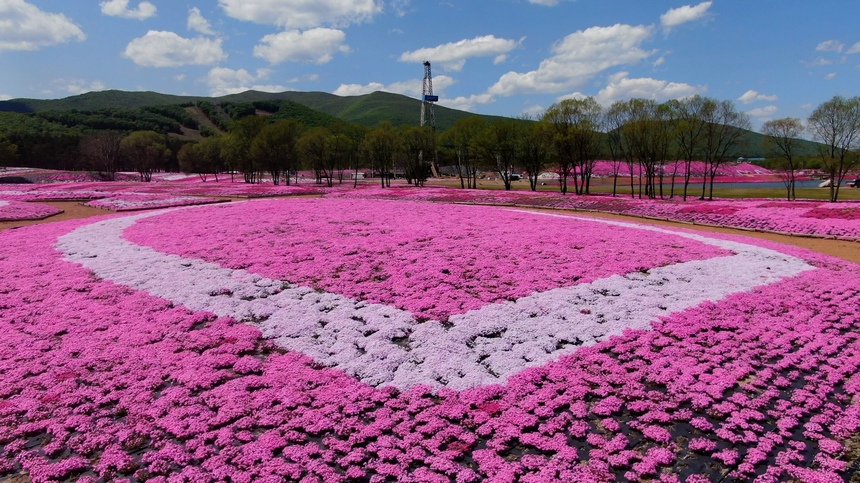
[1,1,858,128]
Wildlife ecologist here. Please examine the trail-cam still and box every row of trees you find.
[763,96,860,202]
[441,95,753,201]
[177,117,436,188]
[80,131,171,182]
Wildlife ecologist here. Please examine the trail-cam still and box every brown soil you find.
[2,200,858,265]
[0,201,108,231]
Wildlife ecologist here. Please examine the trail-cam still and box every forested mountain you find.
[0,89,504,132]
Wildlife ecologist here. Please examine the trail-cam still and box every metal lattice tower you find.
[420,61,437,128]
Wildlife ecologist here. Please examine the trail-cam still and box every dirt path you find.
[2,200,858,265]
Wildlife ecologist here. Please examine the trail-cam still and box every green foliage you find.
[252,101,281,113]
[250,119,303,185]
[141,105,200,130]
[270,100,342,128]
[220,102,257,120]
[35,108,184,134]
[121,130,171,182]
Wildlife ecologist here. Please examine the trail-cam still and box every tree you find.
[362,122,398,188]
[666,96,710,200]
[807,96,860,202]
[761,117,804,201]
[298,127,330,185]
[80,132,123,180]
[519,118,551,191]
[120,131,170,182]
[197,136,224,182]
[251,119,302,185]
[605,99,673,199]
[222,116,266,183]
[604,101,636,198]
[543,97,603,195]
[400,126,434,187]
[477,119,520,191]
[699,99,751,200]
[325,124,353,186]
[0,137,20,171]
[178,142,206,181]
[439,116,484,189]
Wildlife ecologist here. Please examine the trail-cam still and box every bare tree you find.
[699,100,751,200]
[519,116,551,191]
[666,95,709,201]
[543,97,602,195]
[440,116,484,189]
[80,132,124,180]
[478,119,520,191]
[761,118,804,201]
[807,96,860,202]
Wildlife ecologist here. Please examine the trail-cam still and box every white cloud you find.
[0,0,85,51]
[287,73,320,83]
[803,57,833,67]
[847,42,860,55]
[253,28,349,64]
[815,40,844,53]
[521,104,545,118]
[218,0,381,28]
[746,105,778,118]
[61,79,107,95]
[390,0,411,16]
[738,89,777,104]
[123,30,226,67]
[660,1,712,31]
[825,72,837,80]
[0,94,13,100]
[333,75,455,98]
[99,0,156,20]
[441,93,495,112]
[586,71,705,106]
[399,35,521,71]
[205,67,288,96]
[488,24,656,96]
[187,7,215,35]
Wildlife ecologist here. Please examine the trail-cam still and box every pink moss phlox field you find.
[0,200,859,481]
[123,199,728,322]
[327,187,860,239]
[83,193,223,211]
[0,200,62,220]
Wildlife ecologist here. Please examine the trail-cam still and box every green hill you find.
[0,89,506,131]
